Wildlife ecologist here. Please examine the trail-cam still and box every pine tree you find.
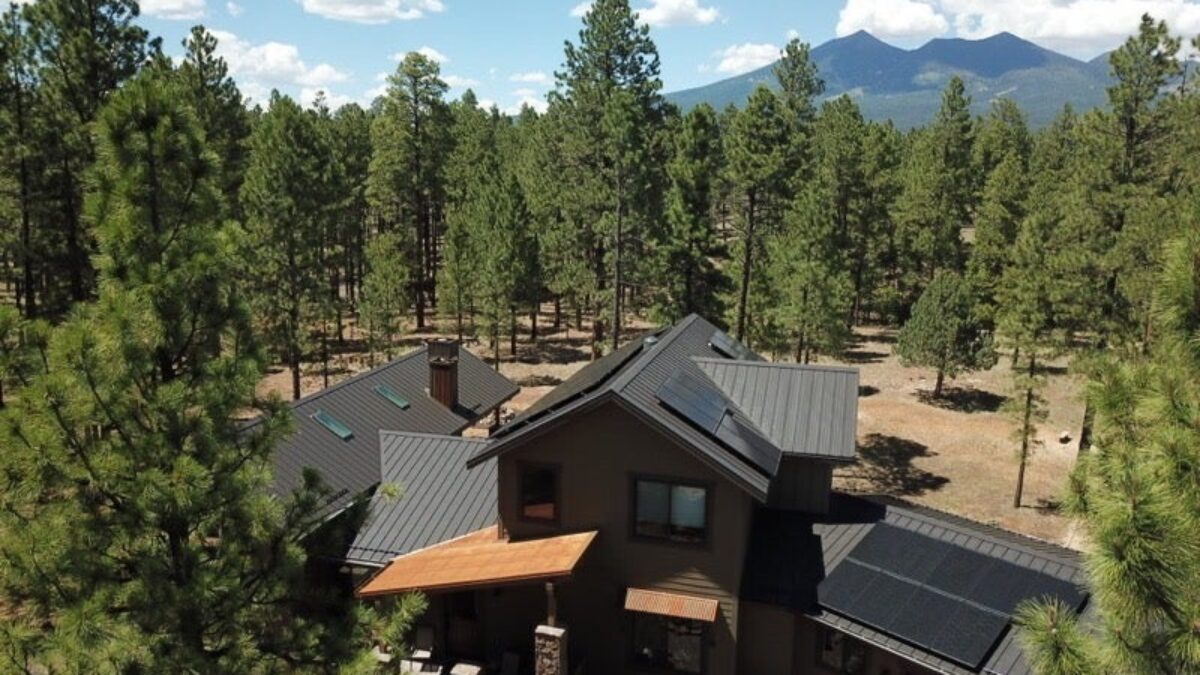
[768,186,853,363]
[359,230,411,363]
[1017,225,1200,673]
[329,102,373,316]
[811,95,869,322]
[23,0,147,310]
[0,68,348,672]
[967,151,1028,326]
[897,270,996,398]
[858,120,903,322]
[441,92,492,340]
[0,4,42,317]
[178,25,250,215]
[653,102,726,323]
[551,0,666,353]
[240,93,329,400]
[367,52,451,330]
[724,85,789,344]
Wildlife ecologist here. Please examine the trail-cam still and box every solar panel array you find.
[708,329,761,361]
[818,524,1087,669]
[656,371,781,476]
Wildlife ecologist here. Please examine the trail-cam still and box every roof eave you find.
[465,391,618,468]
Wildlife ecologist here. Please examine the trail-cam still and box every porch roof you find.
[355,526,597,598]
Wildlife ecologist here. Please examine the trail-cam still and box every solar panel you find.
[374,384,411,410]
[708,329,760,361]
[818,524,1089,670]
[656,370,728,434]
[714,414,782,477]
[312,410,354,440]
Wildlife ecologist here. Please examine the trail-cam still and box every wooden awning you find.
[356,526,597,598]
[624,588,720,622]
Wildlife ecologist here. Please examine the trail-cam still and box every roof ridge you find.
[610,314,704,394]
[693,357,859,374]
[282,345,429,410]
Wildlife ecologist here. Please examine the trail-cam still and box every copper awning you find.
[624,587,720,622]
[356,526,597,598]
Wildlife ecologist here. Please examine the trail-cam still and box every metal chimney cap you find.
[644,335,659,346]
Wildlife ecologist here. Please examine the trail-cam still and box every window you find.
[312,410,353,440]
[630,613,703,673]
[817,627,867,674]
[633,478,708,544]
[519,463,559,522]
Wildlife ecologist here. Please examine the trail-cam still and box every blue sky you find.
[133,0,1200,111]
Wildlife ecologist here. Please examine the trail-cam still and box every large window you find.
[633,478,708,545]
[817,627,867,674]
[519,463,559,522]
[630,613,703,673]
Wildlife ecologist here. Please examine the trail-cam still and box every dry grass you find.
[260,309,1086,550]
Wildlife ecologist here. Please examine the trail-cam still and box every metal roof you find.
[471,315,789,501]
[267,345,518,517]
[695,359,859,462]
[742,493,1089,675]
[345,432,497,567]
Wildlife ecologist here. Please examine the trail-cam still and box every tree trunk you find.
[510,307,518,357]
[1077,399,1095,457]
[735,190,756,342]
[530,302,539,344]
[554,296,562,330]
[934,369,945,398]
[1014,355,1037,508]
[290,345,302,401]
[611,177,624,351]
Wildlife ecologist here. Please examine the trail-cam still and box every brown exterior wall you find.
[793,616,938,675]
[496,401,757,675]
[737,601,796,675]
[767,457,834,513]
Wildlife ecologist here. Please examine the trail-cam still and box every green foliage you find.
[653,103,727,323]
[0,68,322,672]
[359,231,411,362]
[897,271,995,397]
[767,186,853,362]
[968,151,1028,325]
[1019,224,1200,673]
[240,93,332,400]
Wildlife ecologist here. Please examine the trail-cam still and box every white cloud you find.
[505,94,549,115]
[141,0,206,19]
[299,0,444,24]
[444,74,480,88]
[570,1,592,17]
[836,0,949,41]
[240,81,271,105]
[712,43,780,75]
[226,1,243,15]
[510,71,552,85]
[393,46,449,63]
[931,0,1200,57]
[210,30,349,90]
[477,98,498,110]
[786,28,801,40]
[637,0,719,27]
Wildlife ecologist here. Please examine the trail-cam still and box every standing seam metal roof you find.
[742,493,1089,675]
[266,346,517,517]
[695,358,859,462]
[345,432,497,566]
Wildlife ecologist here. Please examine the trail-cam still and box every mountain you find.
[666,31,1111,128]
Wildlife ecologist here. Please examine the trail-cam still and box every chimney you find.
[427,338,459,410]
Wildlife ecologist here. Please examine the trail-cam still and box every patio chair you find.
[448,662,483,675]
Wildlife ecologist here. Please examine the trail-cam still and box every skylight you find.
[312,410,354,440]
[374,384,411,410]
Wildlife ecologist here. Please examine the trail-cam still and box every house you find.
[264,339,517,537]
[352,316,1089,675]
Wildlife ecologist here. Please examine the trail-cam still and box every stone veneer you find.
[535,624,568,675]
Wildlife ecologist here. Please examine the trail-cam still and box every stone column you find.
[535,624,568,675]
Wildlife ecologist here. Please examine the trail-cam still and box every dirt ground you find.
[261,308,1085,550]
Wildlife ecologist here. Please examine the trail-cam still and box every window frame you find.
[517,461,561,526]
[627,611,707,674]
[628,474,713,548]
[814,626,869,675]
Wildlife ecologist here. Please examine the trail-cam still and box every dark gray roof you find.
[474,315,791,501]
[268,345,517,516]
[696,359,858,462]
[345,432,496,567]
[742,493,1089,675]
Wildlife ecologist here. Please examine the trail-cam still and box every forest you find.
[0,0,1199,672]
